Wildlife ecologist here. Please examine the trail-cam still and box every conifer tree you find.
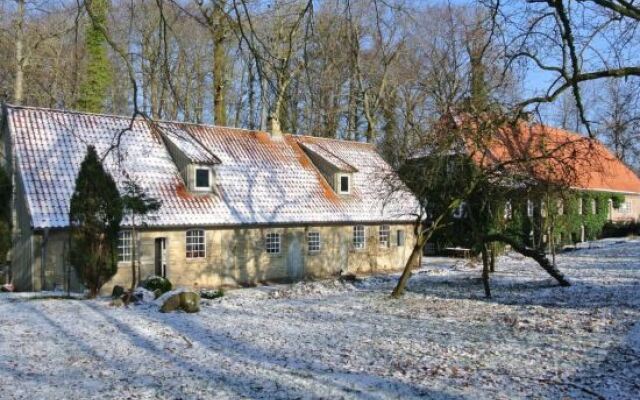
[69,146,122,297]
[77,0,112,113]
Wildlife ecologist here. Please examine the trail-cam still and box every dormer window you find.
[194,167,211,191]
[338,174,351,194]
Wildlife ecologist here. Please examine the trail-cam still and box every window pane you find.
[308,231,321,253]
[195,169,210,188]
[265,233,281,254]
[118,231,132,262]
[186,229,206,258]
[340,176,349,193]
[353,226,365,249]
[397,230,405,246]
[379,225,390,248]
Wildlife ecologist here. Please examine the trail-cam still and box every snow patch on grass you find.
[1,238,639,399]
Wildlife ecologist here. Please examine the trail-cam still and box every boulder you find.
[158,290,200,313]
[141,276,172,295]
[132,287,155,303]
[1,283,14,292]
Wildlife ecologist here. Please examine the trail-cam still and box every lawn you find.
[1,238,639,399]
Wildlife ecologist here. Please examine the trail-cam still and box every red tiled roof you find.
[469,121,640,194]
[4,105,418,229]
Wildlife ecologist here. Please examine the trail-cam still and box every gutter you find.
[32,219,419,233]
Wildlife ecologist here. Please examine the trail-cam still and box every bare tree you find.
[484,0,640,135]
[597,79,640,170]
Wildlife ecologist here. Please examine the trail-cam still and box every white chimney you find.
[267,113,283,139]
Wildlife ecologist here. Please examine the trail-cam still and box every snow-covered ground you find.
[1,238,639,399]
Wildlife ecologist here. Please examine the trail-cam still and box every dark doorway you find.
[155,238,167,278]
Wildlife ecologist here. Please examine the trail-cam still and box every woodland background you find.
[0,0,639,171]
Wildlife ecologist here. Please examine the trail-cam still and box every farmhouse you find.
[478,122,640,222]
[427,118,640,252]
[0,105,419,292]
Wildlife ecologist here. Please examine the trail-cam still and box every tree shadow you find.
[3,298,460,399]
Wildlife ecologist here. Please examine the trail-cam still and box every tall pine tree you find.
[69,146,122,297]
[77,0,112,113]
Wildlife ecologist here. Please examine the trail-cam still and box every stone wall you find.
[23,223,416,293]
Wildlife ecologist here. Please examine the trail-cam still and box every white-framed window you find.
[194,167,211,190]
[591,199,597,214]
[540,200,547,217]
[618,201,630,214]
[338,174,351,194]
[353,225,366,249]
[452,202,466,219]
[504,200,513,220]
[186,229,206,259]
[557,199,564,216]
[117,231,132,262]
[527,199,534,217]
[379,225,390,248]
[397,229,406,246]
[265,232,281,254]
[307,231,321,253]
[578,198,583,215]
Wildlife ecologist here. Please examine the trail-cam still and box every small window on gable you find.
[195,167,210,190]
[338,174,350,194]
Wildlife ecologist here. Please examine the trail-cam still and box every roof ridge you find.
[294,133,374,146]
[5,104,375,147]
[4,103,143,121]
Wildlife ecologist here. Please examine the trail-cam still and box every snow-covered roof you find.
[158,123,221,165]
[4,105,418,229]
[298,140,358,172]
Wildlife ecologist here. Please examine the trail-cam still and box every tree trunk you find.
[489,244,496,273]
[248,60,256,129]
[391,227,427,298]
[481,243,491,298]
[260,76,268,131]
[484,233,570,286]
[13,0,25,104]
[213,31,228,126]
